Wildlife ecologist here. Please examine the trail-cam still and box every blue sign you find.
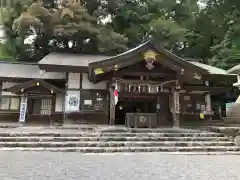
[19,97,27,123]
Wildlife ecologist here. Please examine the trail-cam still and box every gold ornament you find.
[143,50,157,70]
[94,68,104,75]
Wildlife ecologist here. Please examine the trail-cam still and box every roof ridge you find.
[0,61,38,65]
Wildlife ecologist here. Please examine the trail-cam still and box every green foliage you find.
[0,0,34,61]
[9,0,128,61]
[1,0,240,69]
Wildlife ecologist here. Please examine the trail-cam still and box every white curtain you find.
[10,98,20,110]
[0,97,10,110]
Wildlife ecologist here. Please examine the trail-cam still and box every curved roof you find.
[188,61,227,75]
[0,61,66,79]
[89,41,208,73]
[227,64,240,74]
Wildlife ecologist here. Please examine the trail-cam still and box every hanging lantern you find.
[21,88,24,92]
[50,89,54,94]
[114,65,118,71]
[143,50,157,70]
[36,82,40,86]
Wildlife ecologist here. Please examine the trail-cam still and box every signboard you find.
[19,96,28,123]
[66,95,79,112]
[200,113,204,119]
[174,91,180,114]
[226,102,234,117]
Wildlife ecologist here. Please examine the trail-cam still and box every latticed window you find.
[0,96,20,111]
[40,99,52,115]
[94,93,104,110]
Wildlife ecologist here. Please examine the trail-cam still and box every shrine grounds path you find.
[0,152,240,180]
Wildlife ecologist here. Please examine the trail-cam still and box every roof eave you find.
[152,43,209,74]
[38,64,88,73]
[4,79,65,94]
[89,41,151,68]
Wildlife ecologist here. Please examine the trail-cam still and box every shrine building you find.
[0,40,237,127]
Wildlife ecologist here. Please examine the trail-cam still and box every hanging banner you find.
[174,91,180,114]
[19,96,28,123]
[66,94,79,112]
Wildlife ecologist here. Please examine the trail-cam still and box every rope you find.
[113,77,177,87]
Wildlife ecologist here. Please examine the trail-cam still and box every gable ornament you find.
[143,50,157,70]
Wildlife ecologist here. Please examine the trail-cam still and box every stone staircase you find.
[0,128,239,154]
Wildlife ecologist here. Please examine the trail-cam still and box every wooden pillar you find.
[0,80,2,108]
[109,87,115,125]
[173,80,180,128]
[205,81,212,120]
[156,95,160,126]
[205,81,212,112]
[0,80,2,95]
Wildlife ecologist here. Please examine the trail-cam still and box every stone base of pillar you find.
[18,122,25,126]
[173,114,180,127]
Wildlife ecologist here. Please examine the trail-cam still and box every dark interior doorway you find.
[115,96,157,125]
[27,98,42,115]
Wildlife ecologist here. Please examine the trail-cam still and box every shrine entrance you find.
[88,40,233,127]
[115,95,157,125]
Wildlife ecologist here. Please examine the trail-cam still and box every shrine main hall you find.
[0,40,237,127]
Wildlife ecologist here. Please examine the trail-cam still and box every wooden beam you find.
[183,85,231,93]
[115,71,173,77]
[156,56,182,73]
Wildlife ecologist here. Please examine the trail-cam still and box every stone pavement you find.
[0,152,239,180]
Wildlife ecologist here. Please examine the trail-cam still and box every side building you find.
[226,65,240,124]
[0,41,237,127]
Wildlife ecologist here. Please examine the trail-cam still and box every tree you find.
[12,0,128,61]
[207,0,240,69]
[0,0,33,61]
[110,0,196,53]
[3,0,240,70]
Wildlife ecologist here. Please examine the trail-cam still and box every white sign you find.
[84,100,92,105]
[19,96,28,123]
[174,92,180,114]
[226,102,233,117]
[66,95,79,112]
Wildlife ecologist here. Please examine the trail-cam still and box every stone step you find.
[99,128,203,133]
[0,146,239,153]
[0,136,230,142]
[0,141,234,148]
[100,132,225,137]
[0,132,98,137]
[0,132,224,137]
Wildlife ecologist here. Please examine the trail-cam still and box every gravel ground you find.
[0,152,239,180]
